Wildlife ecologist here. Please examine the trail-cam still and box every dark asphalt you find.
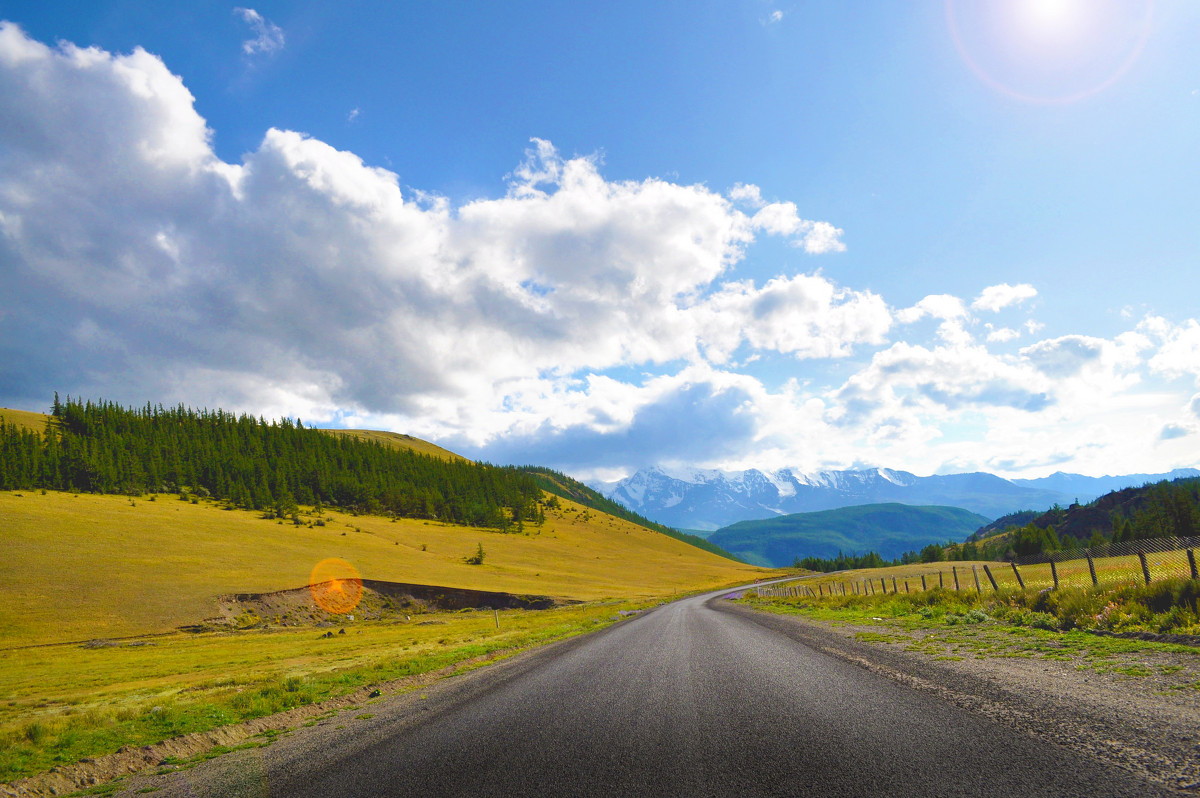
[248,584,1177,798]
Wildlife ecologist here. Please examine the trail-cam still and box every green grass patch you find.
[0,600,652,783]
[745,576,1200,638]
[853,632,911,644]
[742,580,1200,677]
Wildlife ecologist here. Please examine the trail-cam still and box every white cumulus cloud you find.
[0,23,858,442]
[972,282,1037,313]
[1,23,1198,480]
[1145,318,1200,383]
[986,325,1020,343]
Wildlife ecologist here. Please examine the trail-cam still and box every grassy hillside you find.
[0,407,463,463]
[968,509,1041,541]
[322,427,468,462]
[709,503,990,568]
[1,403,744,567]
[0,489,764,647]
[958,477,1200,559]
[0,407,48,433]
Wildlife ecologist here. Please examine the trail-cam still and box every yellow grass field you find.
[0,490,763,647]
[321,427,469,461]
[0,406,48,433]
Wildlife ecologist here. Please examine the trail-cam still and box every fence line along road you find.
[754,535,1200,599]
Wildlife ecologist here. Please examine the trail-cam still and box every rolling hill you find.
[322,427,468,461]
[708,503,990,568]
[0,488,763,647]
[0,401,766,646]
[967,476,1200,556]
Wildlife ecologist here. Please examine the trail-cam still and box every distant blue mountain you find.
[591,466,1199,532]
[709,503,990,567]
[1010,469,1200,500]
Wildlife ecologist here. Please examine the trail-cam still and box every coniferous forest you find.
[0,396,542,529]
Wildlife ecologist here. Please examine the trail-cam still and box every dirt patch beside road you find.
[197,580,563,631]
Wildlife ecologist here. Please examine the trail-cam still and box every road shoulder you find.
[716,598,1200,795]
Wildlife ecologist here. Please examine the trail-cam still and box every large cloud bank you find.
[0,23,1196,478]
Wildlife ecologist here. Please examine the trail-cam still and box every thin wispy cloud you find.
[234,7,284,56]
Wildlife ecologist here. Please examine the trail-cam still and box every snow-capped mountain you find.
[590,466,1200,532]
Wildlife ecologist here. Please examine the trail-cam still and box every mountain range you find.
[708,504,991,567]
[591,466,1200,532]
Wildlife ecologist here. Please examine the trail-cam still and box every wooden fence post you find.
[1086,550,1098,587]
[972,565,982,593]
[1138,551,1152,586]
[892,577,898,593]
[1050,559,1059,590]
[904,580,910,593]
[921,574,927,591]
[939,570,944,589]
[1188,549,1198,581]
[1010,560,1025,590]
[952,566,960,591]
[982,564,999,591]
[880,577,887,594]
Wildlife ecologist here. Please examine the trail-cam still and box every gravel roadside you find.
[717,599,1200,795]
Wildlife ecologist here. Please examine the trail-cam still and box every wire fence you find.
[755,536,1200,599]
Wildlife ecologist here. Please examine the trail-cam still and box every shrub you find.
[23,723,47,745]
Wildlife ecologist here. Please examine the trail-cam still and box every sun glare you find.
[1017,0,1085,34]
[946,0,1154,103]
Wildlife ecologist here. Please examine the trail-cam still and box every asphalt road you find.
[209,584,1176,798]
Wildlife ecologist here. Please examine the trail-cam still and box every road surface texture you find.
[124,585,1185,797]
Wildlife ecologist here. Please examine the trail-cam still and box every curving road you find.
[208,583,1174,798]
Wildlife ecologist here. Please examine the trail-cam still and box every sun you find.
[946,0,1155,104]
[1015,0,1086,35]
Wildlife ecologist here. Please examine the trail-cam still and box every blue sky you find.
[1,1,1198,480]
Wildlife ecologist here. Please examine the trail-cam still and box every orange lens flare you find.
[309,558,363,614]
